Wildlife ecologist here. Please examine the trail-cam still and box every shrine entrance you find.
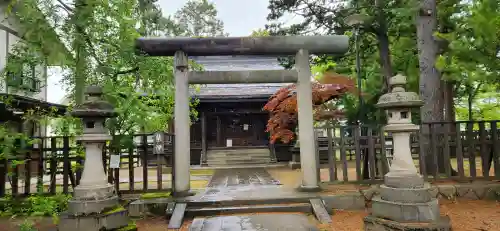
[135,36,349,195]
[207,112,268,148]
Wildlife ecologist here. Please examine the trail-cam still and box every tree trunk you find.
[417,0,449,175]
[72,0,91,106]
[362,0,394,180]
[375,0,393,89]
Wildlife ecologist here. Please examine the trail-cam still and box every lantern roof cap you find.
[376,74,423,109]
[71,86,117,118]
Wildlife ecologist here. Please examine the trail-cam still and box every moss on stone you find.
[102,205,126,215]
[117,222,137,231]
[140,192,171,199]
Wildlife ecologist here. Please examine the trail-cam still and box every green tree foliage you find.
[435,0,500,120]
[266,0,499,176]
[4,0,225,137]
[266,0,500,123]
[3,0,177,135]
[250,29,270,37]
[173,0,227,37]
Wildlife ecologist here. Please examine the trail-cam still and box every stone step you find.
[189,214,320,231]
[206,148,272,166]
[310,199,332,224]
[207,148,270,154]
[206,161,271,166]
[189,197,312,207]
[168,203,187,229]
[186,203,312,217]
[207,158,271,164]
[208,156,270,160]
[129,197,316,217]
[208,151,270,156]
[206,156,271,161]
[207,159,271,163]
[207,152,270,157]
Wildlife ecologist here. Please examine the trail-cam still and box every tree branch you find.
[115,66,139,76]
[56,0,74,12]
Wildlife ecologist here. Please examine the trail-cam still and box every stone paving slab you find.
[189,214,319,231]
[189,168,316,202]
[207,168,280,188]
[188,185,318,202]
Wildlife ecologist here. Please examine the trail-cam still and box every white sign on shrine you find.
[153,132,164,155]
[109,155,121,169]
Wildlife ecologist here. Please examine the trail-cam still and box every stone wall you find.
[321,182,500,211]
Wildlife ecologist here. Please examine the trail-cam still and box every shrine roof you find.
[190,55,286,99]
[191,83,284,99]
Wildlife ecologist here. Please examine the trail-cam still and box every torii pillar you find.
[135,36,349,194]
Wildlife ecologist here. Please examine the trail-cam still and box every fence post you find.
[0,158,6,197]
[49,137,57,194]
[314,130,320,183]
[75,140,83,186]
[62,136,70,194]
[443,123,452,178]
[478,122,488,178]
[339,126,348,182]
[466,122,476,179]
[367,127,376,182]
[36,138,45,193]
[430,124,439,179]
[354,125,362,181]
[491,122,500,179]
[326,127,335,182]
[455,123,465,180]
[23,137,31,196]
[128,146,135,192]
[141,134,148,191]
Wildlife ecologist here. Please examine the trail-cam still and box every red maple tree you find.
[263,72,356,144]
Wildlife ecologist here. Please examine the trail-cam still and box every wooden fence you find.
[0,133,174,197]
[315,120,500,184]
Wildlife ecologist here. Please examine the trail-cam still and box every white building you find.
[0,2,71,137]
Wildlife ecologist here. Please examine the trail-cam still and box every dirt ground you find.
[0,199,498,231]
[132,199,500,231]
[325,199,500,231]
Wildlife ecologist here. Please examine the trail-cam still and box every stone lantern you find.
[59,86,129,231]
[363,74,451,230]
[376,74,423,182]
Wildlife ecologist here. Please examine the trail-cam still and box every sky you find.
[47,0,299,104]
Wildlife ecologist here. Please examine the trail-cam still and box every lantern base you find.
[384,172,424,188]
[67,195,120,216]
[58,208,129,231]
[379,183,433,203]
[73,183,115,200]
[363,215,452,231]
[371,196,440,222]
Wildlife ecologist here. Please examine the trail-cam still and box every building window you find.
[5,55,41,93]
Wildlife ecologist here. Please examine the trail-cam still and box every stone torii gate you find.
[135,36,349,195]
